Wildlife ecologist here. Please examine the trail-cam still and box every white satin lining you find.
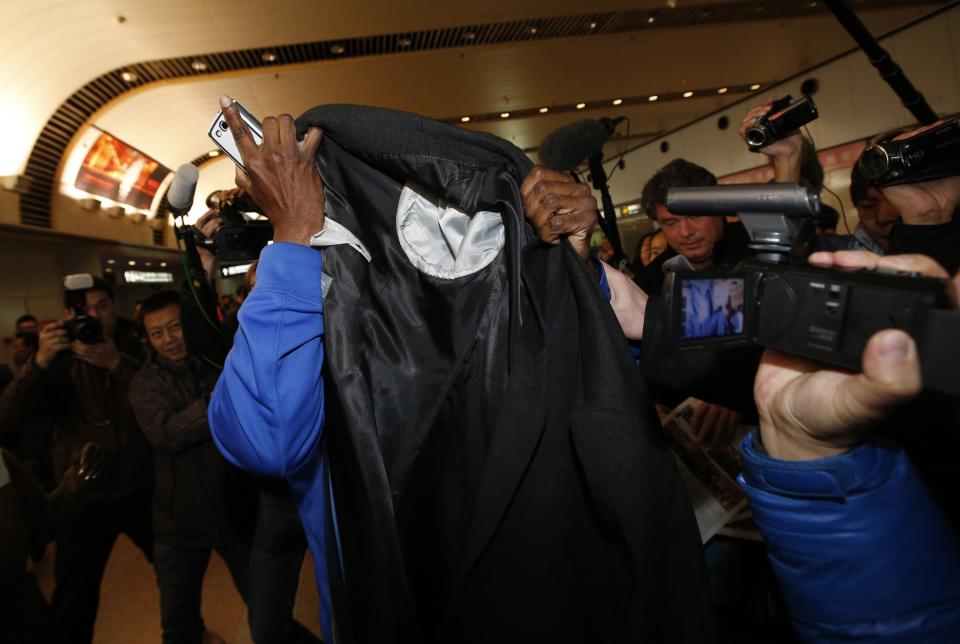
[396,183,504,279]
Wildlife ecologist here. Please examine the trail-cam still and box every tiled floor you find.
[31,536,323,643]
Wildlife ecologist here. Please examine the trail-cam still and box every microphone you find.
[168,164,200,216]
[538,117,625,171]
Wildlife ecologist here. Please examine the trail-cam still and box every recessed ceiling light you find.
[105,267,113,272]
[539,107,549,113]
[398,38,412,47]
[330,45,345,55]
[107,259,116,265]
[500,112,510,118]
[160,262,167,267]
[208,150,219,157]
[145,262,152,267]
[261,51,278,63]
[612,99,623,106]
[576,103,587,109]
[128,260,136,266]
[460,116,471,123]
[463,31,477,41]
[120,70,138,82]
[683,91,694,98]
[717,87,729,94]
[589,21,598,29]
[191,60,208,72]
[750,84,761,90]
[528,27,538,35]
[648,95,658,102]
[647,16,656,24]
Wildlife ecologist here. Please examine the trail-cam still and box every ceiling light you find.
[145,262,152,267]
[589,21,598,29]
[191,60,208,72]
[261,51,278,63]
[717,87,728,94]
[398,38,412,47]
[107,259,116,265]
[463,31,477,41]
[330,45,346,55]
[105,267,113,273]
[612,99,623,106]
[750,83,761,90]
[460,116,471,123]
[208,150,219,157]
[528,27,538,35]
[120,70,138,82]
[576,103,586,109]
[500,112,510,118]
[683,91,694,98]
[160,262,167,267]
[648,95,658,102]
[539,107,549,113]
[128,260,136,266]
[647,16,656,24]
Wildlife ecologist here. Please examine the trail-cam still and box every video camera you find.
[661,184,959,395]
[62,274,104,345]
[176,190,273,264]
[746,95,819,151]
[858,117,960,187]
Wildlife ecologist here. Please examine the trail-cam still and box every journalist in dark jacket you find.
[130,290,251,644]
[0,276,152,644]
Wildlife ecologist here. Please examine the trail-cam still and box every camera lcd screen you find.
[680,277,746,340]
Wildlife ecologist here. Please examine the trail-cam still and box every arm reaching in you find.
[208,97,328,476]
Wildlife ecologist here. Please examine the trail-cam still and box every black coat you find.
[295,105,713,644]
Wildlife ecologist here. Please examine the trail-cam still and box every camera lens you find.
[220,121,229,131]
[745,126,768,148]
[859,146,891,181]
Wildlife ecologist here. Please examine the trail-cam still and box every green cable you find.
[175,233,227,370]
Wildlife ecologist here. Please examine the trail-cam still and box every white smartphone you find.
[208,100,263,170]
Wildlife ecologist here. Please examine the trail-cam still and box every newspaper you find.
[660,398,757,544]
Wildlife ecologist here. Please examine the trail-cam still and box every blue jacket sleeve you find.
[209,242,325,477]
[738,432,960,642]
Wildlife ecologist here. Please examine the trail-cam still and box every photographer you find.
[0,276,152,644]
[1,442,105,643]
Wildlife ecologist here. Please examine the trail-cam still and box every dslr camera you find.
[858,117,960,187]
[746,95,819,151]
[661,184,958,395]
[176,190,273,264]
[63,274,104,345]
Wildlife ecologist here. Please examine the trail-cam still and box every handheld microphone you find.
[168,164,200,216]
[538,117,626,171]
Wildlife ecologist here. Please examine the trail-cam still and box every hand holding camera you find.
[219,96,326,246]
[739,98,806,178]
[754,251,958,461]
[70,335,121,371]
[874,121,960,225]
[36,320,70,369]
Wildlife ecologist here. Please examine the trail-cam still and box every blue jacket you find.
[739,432,960,642]
[208,242,334,643]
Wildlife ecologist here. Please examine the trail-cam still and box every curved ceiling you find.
[0,0,948,227]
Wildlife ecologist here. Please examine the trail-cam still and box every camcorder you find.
[661,184,959,395]
[746,95,819,151]
[177,191,273,265]
[858,117,960,187]
[63,274,104,345]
